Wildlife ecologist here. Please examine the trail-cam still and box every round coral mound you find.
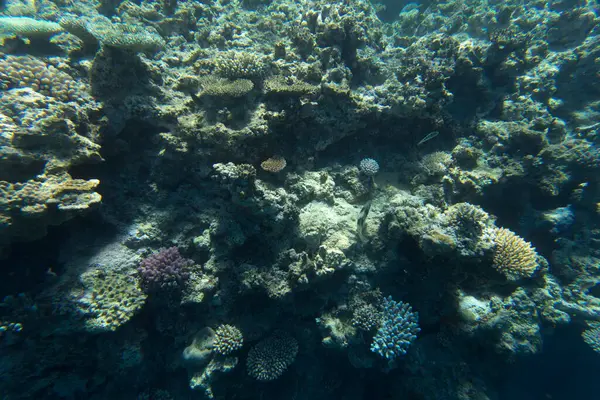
[213,324,244,355]
[246,331,298,381]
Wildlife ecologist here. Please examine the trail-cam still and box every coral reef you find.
[1,0,600,398]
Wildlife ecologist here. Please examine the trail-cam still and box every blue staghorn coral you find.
[370,296,420,360]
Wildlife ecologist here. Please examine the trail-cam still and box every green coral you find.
[79,269,147,332]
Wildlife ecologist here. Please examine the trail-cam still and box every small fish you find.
[417,131,439,146]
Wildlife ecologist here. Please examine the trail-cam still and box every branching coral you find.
[213,324,244,356]
[370,296,420,360]
[493,228,539,280]
[137,247,192,293]
[213,51,270,79]
[247,331,298,381]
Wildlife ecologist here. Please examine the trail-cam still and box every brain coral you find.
[246,331,298,381]
[493,228,539,280]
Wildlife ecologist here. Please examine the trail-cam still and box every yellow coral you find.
[492,228,538,280]
[80,269,147,332]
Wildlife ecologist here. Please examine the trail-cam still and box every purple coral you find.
[137,247,191,292]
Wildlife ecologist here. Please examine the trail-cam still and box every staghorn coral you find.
[370,296,420,361]
[246,331,298,381]
[493,228,539,280]
[212,324,244,356]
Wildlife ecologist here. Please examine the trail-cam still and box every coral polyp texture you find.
[359,158,380,176]
[370,296,420,360]
[2,0,600,398]
[247,331,299,381]
[260,156,287,173]
[212,324,244,356]
[492,228,539,280]
[582,326,600,353]
[77,269,147,332]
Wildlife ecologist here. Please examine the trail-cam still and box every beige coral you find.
[213,324,244,355]
[0,58,102,251]
[0,172,101,242]
[0,55,88,102]
[198,76,254,98]
[492,228,539,280]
